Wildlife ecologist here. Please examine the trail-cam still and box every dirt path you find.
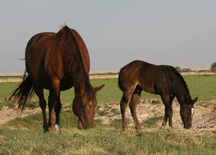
[0,106,41,125]
[95,99,216,133]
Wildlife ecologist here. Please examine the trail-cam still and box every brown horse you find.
[118,60,197,133]
[11,26,104,132]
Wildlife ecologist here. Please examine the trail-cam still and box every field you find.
[0,75,216,154]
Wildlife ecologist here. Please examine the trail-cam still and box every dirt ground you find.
[0,99,215,134]
[95,99,216,133]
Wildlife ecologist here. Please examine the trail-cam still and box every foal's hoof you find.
[136,132,143,137]
[136,129,143,136]
[54,124,61,133]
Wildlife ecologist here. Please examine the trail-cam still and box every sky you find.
[0,0,216,74]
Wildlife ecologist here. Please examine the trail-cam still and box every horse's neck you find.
[73,66,91,92]
[63,46,90,92]
[176,88,189,104]
[71,61,92,94]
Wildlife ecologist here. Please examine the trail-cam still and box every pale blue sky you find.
[0,0,216,74]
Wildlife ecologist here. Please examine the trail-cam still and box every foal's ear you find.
[94,84,105,93]
[192,97,198,105]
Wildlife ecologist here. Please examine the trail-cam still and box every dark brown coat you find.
[118,60,197,133]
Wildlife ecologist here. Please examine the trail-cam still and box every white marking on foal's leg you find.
[55,124,61,133]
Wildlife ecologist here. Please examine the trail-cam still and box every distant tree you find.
[181,68,192,73]
[210,62,216,73]
[175,66,181,72]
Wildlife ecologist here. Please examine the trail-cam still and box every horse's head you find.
[180,96,198,129]
[73,84,104,129]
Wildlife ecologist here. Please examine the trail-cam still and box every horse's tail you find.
[118,70,123,91]
[10,72,34,110]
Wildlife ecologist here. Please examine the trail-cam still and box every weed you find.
[26,102,40,109]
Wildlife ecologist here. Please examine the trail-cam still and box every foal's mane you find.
[170,66,190,94]
[58,26,91,91]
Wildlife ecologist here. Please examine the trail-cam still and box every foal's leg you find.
[34,85,48,132]
[129,87,142,133]
[120,90,132,131]
[161,94,174,127]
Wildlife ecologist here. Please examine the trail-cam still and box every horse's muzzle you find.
[184,124,192,129]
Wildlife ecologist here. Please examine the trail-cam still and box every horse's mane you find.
[170,66,190,94]
[59,26,91,92]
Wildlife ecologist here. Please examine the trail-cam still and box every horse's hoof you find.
[43,128,49,133]
[54,124,61,133]
[137,132,143,137]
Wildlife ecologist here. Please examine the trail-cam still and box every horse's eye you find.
[80,103,86,108]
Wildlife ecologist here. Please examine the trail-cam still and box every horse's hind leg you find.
[34,85,48,132]
[129,86,142,133]
[120,90,132,131]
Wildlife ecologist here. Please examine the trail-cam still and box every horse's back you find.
[25,33,54,83]
[119,60,180,94]
[25,28,90,90]
[119,60,154,91]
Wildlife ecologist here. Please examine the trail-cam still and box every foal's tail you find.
[10,71,34,110]
[118,70,123,91]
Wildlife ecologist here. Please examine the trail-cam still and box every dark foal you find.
[11,26,104,132]
[118,60,197,133]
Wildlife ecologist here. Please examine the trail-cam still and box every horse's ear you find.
[192,97,198,105]
[94,84,105,93]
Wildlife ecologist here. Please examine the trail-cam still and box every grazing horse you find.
[11,26,104,132]
[118,60,197,133]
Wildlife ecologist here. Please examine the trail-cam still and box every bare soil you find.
[95,99,216,133]
[1,99,215,134]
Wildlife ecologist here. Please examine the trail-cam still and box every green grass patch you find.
[0,75,216,105]
[25,101,40,109]
[3,108,79,130]
[0,101,15,110]
[143,116,163,128]
[1,127,215,154]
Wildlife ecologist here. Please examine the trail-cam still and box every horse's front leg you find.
[48,95,55,131]
[162,106,173,127]
[161,95,174,127]
[54,97,62,132]
[49,79,61,131]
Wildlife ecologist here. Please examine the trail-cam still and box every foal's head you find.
[73,85,104,129]
[180,96,198,129]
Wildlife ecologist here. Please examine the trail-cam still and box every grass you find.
[0,75,216,104]
[1,106,215,154]
[0,75,216,154]
[142,116,164,128]
[183,75,216,101]
[1,125,216,154]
